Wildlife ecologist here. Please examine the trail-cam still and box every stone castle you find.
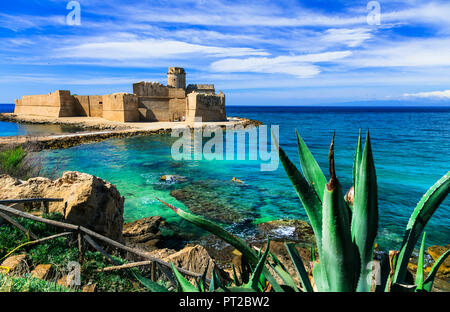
[14,67,226,123]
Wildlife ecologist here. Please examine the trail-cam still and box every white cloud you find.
[321,28,372,47]
[343,38,450,67]
[404,90,450,99]
[55,39,269,61]
[211,51,352,77]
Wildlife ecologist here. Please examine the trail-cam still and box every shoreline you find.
[0,113,262,151]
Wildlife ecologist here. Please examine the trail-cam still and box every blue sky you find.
[1,0,450,105]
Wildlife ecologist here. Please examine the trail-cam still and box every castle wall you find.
[186,92,226,123]
[186,84,215,95]
[102,93,139,122]
[73,95,103,117]
[14,91,75,117]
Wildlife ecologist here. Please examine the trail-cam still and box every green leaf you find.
[273,132,323,254]
[423,249,450,292]
[351,131,378,292]
[321,134,356,292]
[296,129,327,202]
[285,242,314,292]
[268,250,300,292]
[131,270,169,292]
[158,199,284,292]
[312,261,329,292]
[247,239,271,291]
[353,129,362,188]
[415,232,426,291]
[393,172,450,285]
[171,263,199,292]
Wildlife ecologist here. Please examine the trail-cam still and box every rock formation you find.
[0,171,124,241]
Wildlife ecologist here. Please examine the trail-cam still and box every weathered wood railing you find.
[0,200,209,286]
[0,198,64,214]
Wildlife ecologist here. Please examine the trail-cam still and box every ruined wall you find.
[102,93,139,122]
[186,84,215,95]
[186,92,226,123]
[14,91,75,117]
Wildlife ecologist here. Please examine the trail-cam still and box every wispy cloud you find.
[211,51,352,77]
[404,90,450,99]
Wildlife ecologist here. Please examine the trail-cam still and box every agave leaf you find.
[321,134,355,292]
[353,129,362,188]
[157,198,284,292]
[210,264,227,292]
[295,129,327,201]
[247,239,271,291]
[393,172,450,285]
[171,263,199,292]
[312,261,329,292]
[268,250,300,292]
[351,131,378,292]
[285,242,314,292]
[272,132,323,253]
[131,270,169,292]
[423,249,450,292]
[415,232,426,291]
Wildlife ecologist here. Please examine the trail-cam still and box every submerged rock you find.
[0,171,124,242]
[170,180,245,224]
[256,219,315,244]
[160,175,187,183]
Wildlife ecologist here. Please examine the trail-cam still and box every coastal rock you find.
[428,245,450,277]
[30,264,53,280]
[1,254,27,275]
[123,216,165,251]
[0,171,124,242]
[256,219,315,244]
[158,245,228,282]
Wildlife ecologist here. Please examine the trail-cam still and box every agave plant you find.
[154,130,449,292]
[275,130,449,292]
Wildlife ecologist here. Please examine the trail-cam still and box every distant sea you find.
[1,104,449,250]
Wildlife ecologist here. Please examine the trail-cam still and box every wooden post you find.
[43,201,49,214]
[151,261,156,282]
[78,232,85,263]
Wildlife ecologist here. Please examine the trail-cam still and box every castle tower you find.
[167,67,186,89]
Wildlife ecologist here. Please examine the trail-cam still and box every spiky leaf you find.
[352,131,378,292]
[171,263,199,292]
[321,134,355,292]
[423,249,450,292]
[273,133,323,253]
[415,232,427,291]
[285,243,314,292]
[393,172,450,284]
[158,198,283,292]
[296,129,327,201]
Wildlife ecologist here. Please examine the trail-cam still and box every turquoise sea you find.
[1,104,449,250]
